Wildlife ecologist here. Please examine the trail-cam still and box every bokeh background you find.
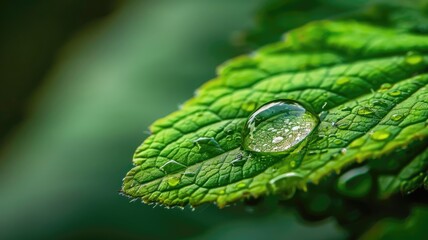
[1,0,423,239]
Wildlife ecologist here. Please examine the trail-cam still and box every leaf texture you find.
[122,21,428,207]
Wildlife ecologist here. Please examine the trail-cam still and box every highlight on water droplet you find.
[242,99,319,153]
[336,166,372,198]
[167,176,180,187]
[371,130,391,141]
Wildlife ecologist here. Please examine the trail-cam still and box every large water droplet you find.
[390,113,404,122]
[242,100,319,153]
[337,166,372,198]
[267,172,304,199]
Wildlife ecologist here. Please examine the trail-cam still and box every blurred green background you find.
[0,0,422,239]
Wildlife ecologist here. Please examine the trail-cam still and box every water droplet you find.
[160,160,186,174]
[357,107,373,116]
[371,130,390,141]
[337,166,372,198]
[370,99,388,108]
[167,177,180,187]
[193,137,224,153]
[336,77,350,85]
[242,100,319,153]
[349,138,365,148]
[242,101,257,112]
[320,149,328,153]
[391,113,404,122]
[336,120,351,130]
[388,90,401,97]
[267,172,304,199]
[308,150,317,155]
[405,52,424,65]
[333,139,343,145]
[380,83,392,90]
[236,182,246,188]
[289,160,297,168]
[231,157,246,166]
[341,148,347,155]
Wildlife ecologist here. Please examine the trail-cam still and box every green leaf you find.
[122,20,428,208]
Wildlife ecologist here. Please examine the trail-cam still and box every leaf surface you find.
[122,21,428,207]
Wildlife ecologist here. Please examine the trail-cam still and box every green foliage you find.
[122,18,428,210]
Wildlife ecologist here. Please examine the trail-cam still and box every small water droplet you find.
[388,90,401,97]
[371,130,390,141]
[242,101,257,112]
[341,148,347,155]
[320,149,328,153]
[193,137,223,153]
[160,160,186,174]
[333,139,343,145]
[349,138,365,148]
[231,153,247,166]
[289,160,297,168]
[267,172,304,199]
[357,107,373,116]
[391,113,404,122]
[370,99,388,108]
[308,150,317,155]
[242,100,319,153]
[337,166,372,198]
[405,52,424,65]
[336,77,350,85]
[167,177,180,187]
[236,182,246,189]
[380,83,392,90]
[336,120,351,130]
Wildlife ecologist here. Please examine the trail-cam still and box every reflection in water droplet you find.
[193,137,223,153]
[388,90,401,97]
[405,52,423,65]
[371,130,390,141]
[357,108,373,116]
[160,160,186,174]
[391,113,404,122]
[267,172,304,200]
[337,166,372,198]
[242,100,319,153]
[167,177,180,187]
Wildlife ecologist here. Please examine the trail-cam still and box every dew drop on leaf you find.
[267,172,304,199]
[390,113,404,121]
[336,166,372,198]
[380,83,392,90]
[242,100,319,153]
[167,176,180,187]
[193,137,224,153]
[357,107,373,116]
[160,160,186,174]
[336,77,350,85]
[371,130,391,141]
